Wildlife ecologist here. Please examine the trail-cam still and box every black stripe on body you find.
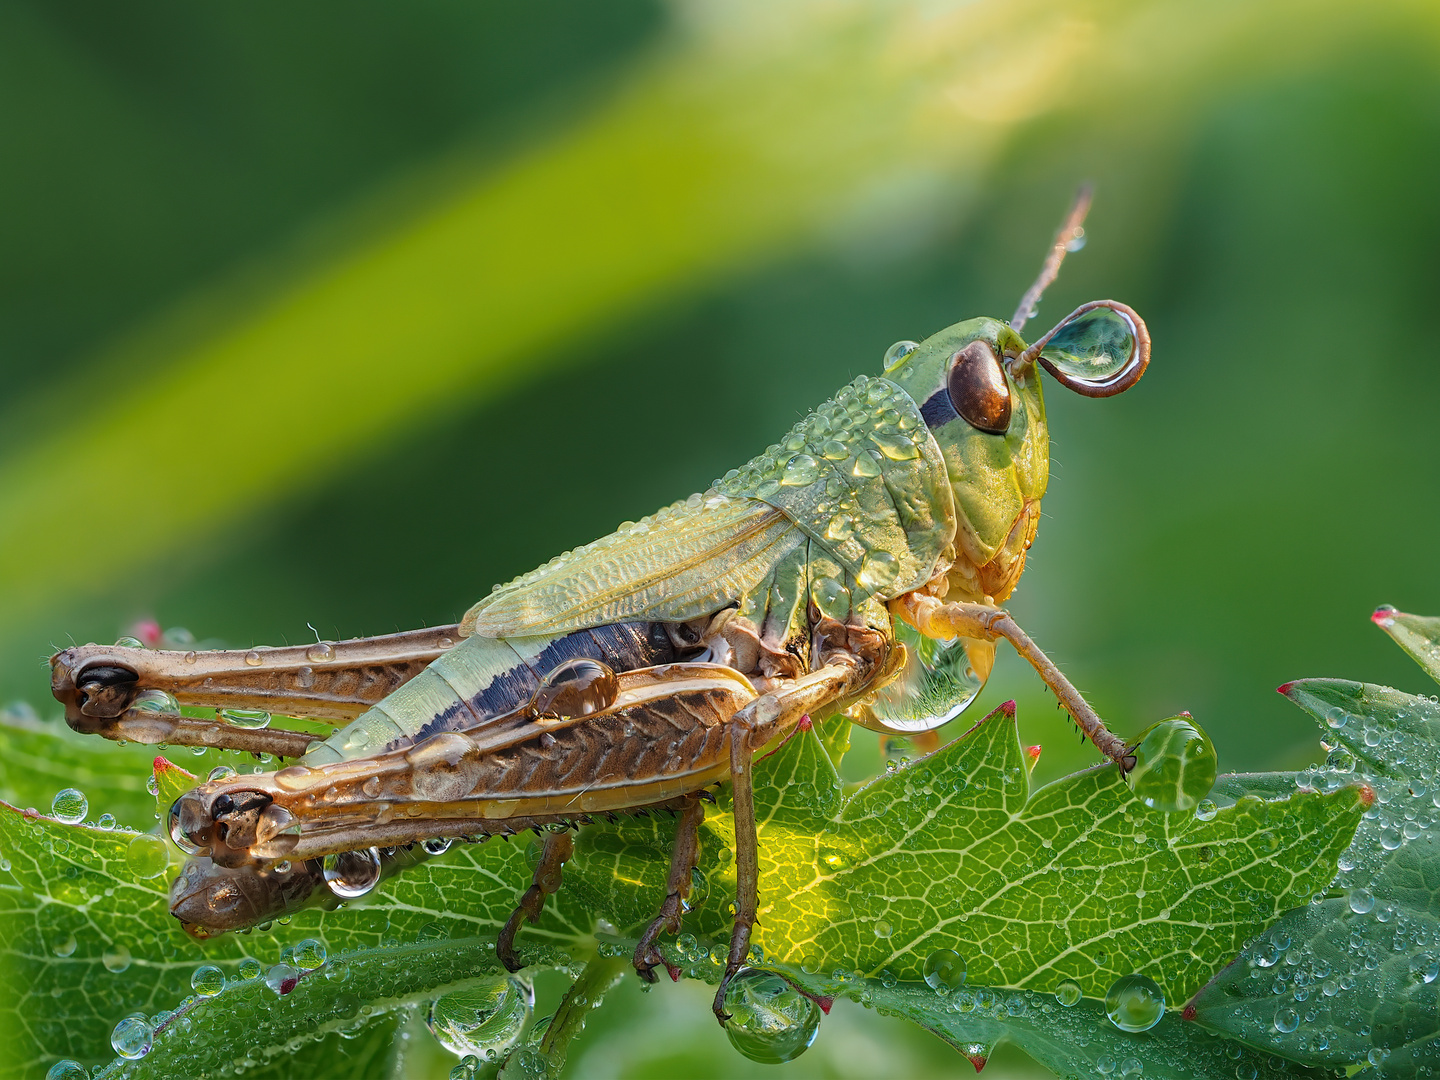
[410,622,679,744]
[920,387,959,429]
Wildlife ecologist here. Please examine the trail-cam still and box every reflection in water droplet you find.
[111,1015,154,1059]
[50,788,87,824]
[45,1061,87,1080]
[873,921,893,939]
[191,965,226,996]
[428,977,533,1059]
[871,432,919,460]
[132,689,180,714]
[53,932,77,958]
[324,848,382,898]
[825,514,854,542]
[294,938,328,969]
[1104,974,1165,1032]
[126,833,169,879]
[850,453,882,479]
[857,551,899,591]
[274,766,315,792]
[238,957,262,980]
[220,708,272,730]
[103,944,132,973]
[883,340,920,369]
[423,837,453,856]
[1409,954,1439,984]
[781,454,819,486]
[1194,799,1218,821]
[1349,888,1375,914]
[923,949,967,991]
[114,637,146,649]
[1055,980,1082,1007]
[307,642,337,663]
[265,962,301,996]
[1274,1006,1299,1033]
[1126,717,1217,813]
[530,659,618,720]
[721,970,821,1065]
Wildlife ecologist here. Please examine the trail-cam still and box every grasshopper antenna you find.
[1010,184,1093,333]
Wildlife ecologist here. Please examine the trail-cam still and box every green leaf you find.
[566,705,1364,1009]
[1373,606,1440,684]
[1187,665,1440,1077]
[0,796,581,1077]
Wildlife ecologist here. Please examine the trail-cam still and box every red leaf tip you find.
[969,1056,988,1072]
[815,995,834,1015]
[1359,784,1376,808]
[1372,605,1399,627]
[797,714,813,732]
[1182,1003,1196,1022]
[1026,744,1042,761]
[1276,681,1295,696]
[1178,710,1192,719]
[998,700,1017,719]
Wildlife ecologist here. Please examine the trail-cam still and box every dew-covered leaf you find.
[0,800,580,1077]
[1187,673,1440,1077]
[1373,606,1440,685]
[566,705,1364,1009]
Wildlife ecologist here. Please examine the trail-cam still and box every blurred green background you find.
[3,0,1439,1076]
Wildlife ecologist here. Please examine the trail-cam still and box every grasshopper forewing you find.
[50,190,1151,1021]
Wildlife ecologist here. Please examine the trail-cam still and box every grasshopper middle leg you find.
[633,796,706,983]
[498,830,575,972]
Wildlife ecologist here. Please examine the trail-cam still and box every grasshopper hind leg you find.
[633,797,706,983]
[498,830,575,972]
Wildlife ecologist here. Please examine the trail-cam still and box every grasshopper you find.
[48,190,1150,1021]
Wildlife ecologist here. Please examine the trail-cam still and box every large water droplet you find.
[306,642,337,663]
[132,689,179,714]
[265,962,301,996]
[111,1015,154,1059]
[857,551,899,591]
[1126,717,1216,813]
[721,970,821,1065]
[1055,980,1082,1007]
[114,636,146,649]
[103,944,133,973]
[293,938,328,969]
[1273,1006,1299,1033]
[871,432,919,461]
[427,975,533,1058]
[191,965,226,996]
[53,932,77,957]
[323,848,382,898]
[45,1061,87,1080]
[1348,888,1375,914]
[850,453,882,479]
[781,454,820,487]
[530,659,618,719]
[883,340,920,370]
[923,949,967,991]
[1409,954,1439,984]
[1104,974,1165,1032]
[126,833,169,879]
[220,708,272,730]
[50,788,87,824]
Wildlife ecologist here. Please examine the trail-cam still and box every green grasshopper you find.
[48,191,1150,1021]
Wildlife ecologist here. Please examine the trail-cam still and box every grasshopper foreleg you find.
[633,796,705,984]
[890,594,1132,769]
[498,830,575,972]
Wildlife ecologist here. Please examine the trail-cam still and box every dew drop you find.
[126,833,169,879]
[293,938,328,969]
[53,932,77,958]
[220,708,272,730]
[857,550,899,591]
[1126,717,1216,813]
[1104,974,1165,1032]
[111,1015,153,1059]
[883,340,920,369]
[423,837,454,856]
[1409,954,1439,984]
[323,847,382,898]
[103,944,133,973]
[238,957,262,980]
[1274,1006,1299,1033]
[45,1061,87,1080]
[781,454,820,487]
[191,964,225,996]
[721,970,821,1064]
[427,976,533,1058]
[923,949,967,991]
[265,962,301,996]
[244,650,264,666]
[873,921,893,939]
[50,788,87,825]
[114,636,146,649]
[1194,800,1218,822]
[132,689,179,714]
[850,453,882,479]
[307,642,337,663]
[1055,980,1082,1007]
[1349,888,1375,914]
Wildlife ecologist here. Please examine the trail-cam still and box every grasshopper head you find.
[883,301,1148,602]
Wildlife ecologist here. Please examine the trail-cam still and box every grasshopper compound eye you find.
[947,339,1012,434]
[74,663,139,717]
